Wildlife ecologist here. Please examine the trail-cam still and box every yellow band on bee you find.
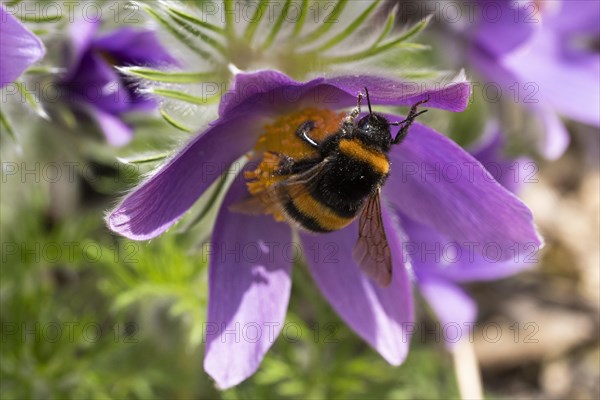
[339,139,389,175]
[291,192,354,231]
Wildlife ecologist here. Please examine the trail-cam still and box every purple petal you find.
[64,52,132,114]
[469,40,520,92]
[300,204,413,365]
[93,108,133,147]
[469,45,570,159]
[63,17,100,80]
[106,115,261,240]
[399,213,536,283]
[219,70,471,119]
[469,3,599,143]
[529,105,570,160]
[218,70,325,117]
[324,74,471,112]
[384,119,542,262]
[469,124,534,193]
[62,22,173,114]
[471,0,538,57]
[0,6,45,87]
[416,276,476,348]
[93,27,177,66]
[205,168,292,389]
[502,30,600,128]
[545,0,600,35]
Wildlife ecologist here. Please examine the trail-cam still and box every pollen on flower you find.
[244,108,345,221]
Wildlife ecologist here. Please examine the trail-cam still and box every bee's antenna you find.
[364,87,373,115]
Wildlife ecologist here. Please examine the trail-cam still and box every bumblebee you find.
[234,89,428,286]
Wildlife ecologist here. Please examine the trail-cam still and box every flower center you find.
[244,108,345,220]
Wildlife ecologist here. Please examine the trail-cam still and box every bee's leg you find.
[263,151,296,175]
[392,96,430,144]
[270,152,320,175]
[344,91,364,124]
[296,120,320,148]
[352,91,364,116]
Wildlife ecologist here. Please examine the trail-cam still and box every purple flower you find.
[468,0,600,159]
[60,18,176,146]
[401,210,535,345]
[0,5,45,87]
[469,124,534,194]
[107,70,541,388]
[406,126,536,346]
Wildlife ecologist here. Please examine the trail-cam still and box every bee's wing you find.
[229,159,328,217]
[352,190,393,287]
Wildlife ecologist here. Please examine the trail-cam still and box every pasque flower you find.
[467,0,600,159]
[0,5,45,87]
[59,18,176,146]
[107,69,541,388]
[406,127,537,344]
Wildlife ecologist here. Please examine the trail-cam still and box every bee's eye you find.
[358,118,372,130]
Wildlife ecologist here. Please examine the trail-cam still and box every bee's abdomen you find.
[282,191,355,233]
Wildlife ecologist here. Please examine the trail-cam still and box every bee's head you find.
[354,87,429,151]
[355,87,392,152]
[356,113,392,152]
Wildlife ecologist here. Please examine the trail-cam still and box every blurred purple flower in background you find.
[60,18,176,146]
[469,124,534,194]
[407,127,536,345]
[106,69,542,388]
[468,0,600,159]
[0,5,45,87]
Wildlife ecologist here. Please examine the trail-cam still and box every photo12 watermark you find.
[1,321,139,344]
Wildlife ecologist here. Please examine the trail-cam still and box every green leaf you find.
[261,0,292,50]
[116,151,172,165]
[389,14,433,45]
[167,12,227,56]
[17,13,62,23]
[25,66,64,75]
[0,109,17,143]
[223,0,236,39]
[292,0,309,37]
[149,88,220,105]
[322,42,429,65]
[244,0,270,43]
[323,15,432,64]
[118,67,217,83]
[165,6,225,34]
[401,70,447,80]
[320,15,432,65]
[315,0,381,52]
[160,109,193,133]
[300,1,347,43]
[374,5,396,45]
[140,4,216,62]
[31,29,49,36]
[14,81,48,119]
